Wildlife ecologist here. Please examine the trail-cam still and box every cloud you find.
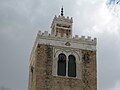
[70,0,120,90]
[0,86,13,90]
[0,0,120,90]
[110,81,120,90]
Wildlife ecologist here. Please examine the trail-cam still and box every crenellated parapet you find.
[37,30,97,45]
[52,15,73,24]
[73,35,97,43]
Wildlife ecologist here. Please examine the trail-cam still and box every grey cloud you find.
[98,33,120,89]
[0,0,120,90]
[0,86,12,90]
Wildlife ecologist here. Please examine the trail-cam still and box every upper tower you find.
[51,7,73,38]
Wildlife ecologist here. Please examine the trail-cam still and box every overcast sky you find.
[0,0,120,90]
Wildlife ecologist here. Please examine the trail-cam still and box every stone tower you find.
[28,7,97,90]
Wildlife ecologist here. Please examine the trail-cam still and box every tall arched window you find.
[57,53,66,76]
[68,55,76,77]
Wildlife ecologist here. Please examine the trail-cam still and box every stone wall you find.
[35,44,53,90]
[28,44,97,90]
[81,50,97,90]
[51,76,83,90]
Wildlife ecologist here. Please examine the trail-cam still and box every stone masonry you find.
[28,8,97,90]
[28,44,97,90]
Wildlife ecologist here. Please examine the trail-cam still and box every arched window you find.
[68,55,76,77]
[57,53,66,76]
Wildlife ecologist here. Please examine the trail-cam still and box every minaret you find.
[28,7,97,90]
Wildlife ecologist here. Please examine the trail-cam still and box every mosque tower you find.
[28,7,97,90]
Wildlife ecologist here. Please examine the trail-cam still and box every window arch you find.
[57,53,66,76]
[68,55,76,77]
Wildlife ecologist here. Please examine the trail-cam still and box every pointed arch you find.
[57,53,66,76]
[68,55,76,77]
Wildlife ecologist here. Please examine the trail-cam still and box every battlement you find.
[38,31,97,45]
[52,15,73,24]
[73,35,96,42]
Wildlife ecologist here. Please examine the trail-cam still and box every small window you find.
[57,53,66,76]
[68,55,76,77]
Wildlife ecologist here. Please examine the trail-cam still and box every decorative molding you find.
[65,42,71,46]
[52,47,81,79]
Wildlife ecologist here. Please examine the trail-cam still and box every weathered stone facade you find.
[28,8,97,90]
[28,44,97,90]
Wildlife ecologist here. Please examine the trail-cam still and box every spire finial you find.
[61,6,64,16]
